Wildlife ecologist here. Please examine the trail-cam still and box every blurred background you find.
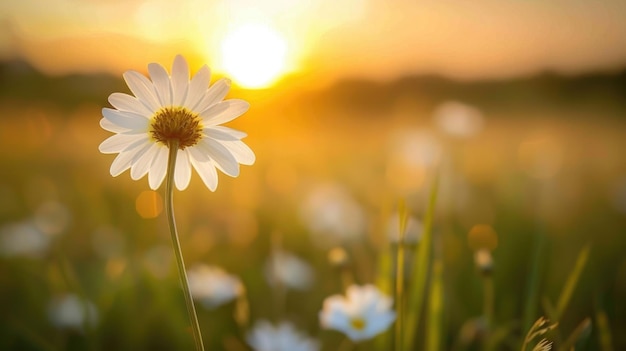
[1,0,625,350]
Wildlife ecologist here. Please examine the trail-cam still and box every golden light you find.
[220,24,288,89]
[135,190,163,219]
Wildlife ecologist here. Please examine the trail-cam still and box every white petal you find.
[99,134,143,154]
[171,55,189,105]
[123,70,161,112]
[102,108,150,130]
[201,99,249,126]
[198,139,239,177]
[130,143,159,180]
[129,141,153,161]
[174,149,192,190]
[363,311,395,338]
[320,296,351,330]
[109,151,135,177]
[190,156,218,192]
[148,146,168,190]
[188,145,211,163]
[195,78,230,113]
[100,118,129,133]
[217,140,255,165]
[109,141,150,177]
[148,63,172,106]
[203,126,246,141]
[108,92,152,116]
[185,65,211,110]
[121,135,150,153]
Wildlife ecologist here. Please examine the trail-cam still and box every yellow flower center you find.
[350,317,366,331]
[150,107,203,149]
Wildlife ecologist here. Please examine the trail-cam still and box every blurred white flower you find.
[433,100,484,139]
[48,294,99,330]
[474,249,494,274]
[0,221,49,258]
[91,225,126,259]
[300,183,366,247]
[386,129,442,193]
[0,201,71,258]
[142,245,173,280]
[98,54,254,191]
[247,320,319,351]
[33,201,71,236]
[266,251,314,290]
[611,177,626,214]
[319,284,396,342]
[187,264,243,308]
[386,212,422,244]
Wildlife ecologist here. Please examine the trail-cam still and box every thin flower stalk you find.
[165,139,204,351]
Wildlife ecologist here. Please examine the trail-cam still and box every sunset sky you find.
[1,0,626,87]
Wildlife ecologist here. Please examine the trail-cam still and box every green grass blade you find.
[554,244,591,321]
[403,174,439,350]
[595,303,614,351]
[557,318,591,351]
[522,231,548,335]
[426,260,444,351]
[395,199,408,351]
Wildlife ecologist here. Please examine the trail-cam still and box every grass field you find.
[0,66,625,350]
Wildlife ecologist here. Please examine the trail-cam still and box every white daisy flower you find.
[266,250,315,291]
[319,284,396,342]
[247,320,319,351]
[187,264,243,309]
[98,55,255,191]
[48,294,99,330]
[433,100,484,139]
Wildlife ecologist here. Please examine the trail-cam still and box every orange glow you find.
[467,224,498,251]
[135,190,163,219]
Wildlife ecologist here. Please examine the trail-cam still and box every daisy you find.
[48,294,99,330]
[319,284,396,342]
[98,55,255,191]
[247,320,319,351]
[187,264,243,309]
[266,250,314,291]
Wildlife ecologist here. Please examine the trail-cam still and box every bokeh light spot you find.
[467,224,498,251]
[135,190,163,219]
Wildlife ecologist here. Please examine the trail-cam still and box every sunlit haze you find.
[1,0,626,86]
[219,24,288,88]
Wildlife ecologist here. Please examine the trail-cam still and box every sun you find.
[220,24,288,89]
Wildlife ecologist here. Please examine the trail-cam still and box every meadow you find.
[0,61,625,350]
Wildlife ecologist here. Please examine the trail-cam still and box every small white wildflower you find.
[247,320,319,351]
[187,264,243,308]
[319,284,396,342]
[474,248,494,274]
[48,294,98,330]
[266,251,314,290]
[0,221,49,258]
[300,183,366,247]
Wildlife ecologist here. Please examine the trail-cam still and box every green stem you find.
[483,275,494,328]
[482,275,494,351]
[395,202,408,351]
[166,140,205,351]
